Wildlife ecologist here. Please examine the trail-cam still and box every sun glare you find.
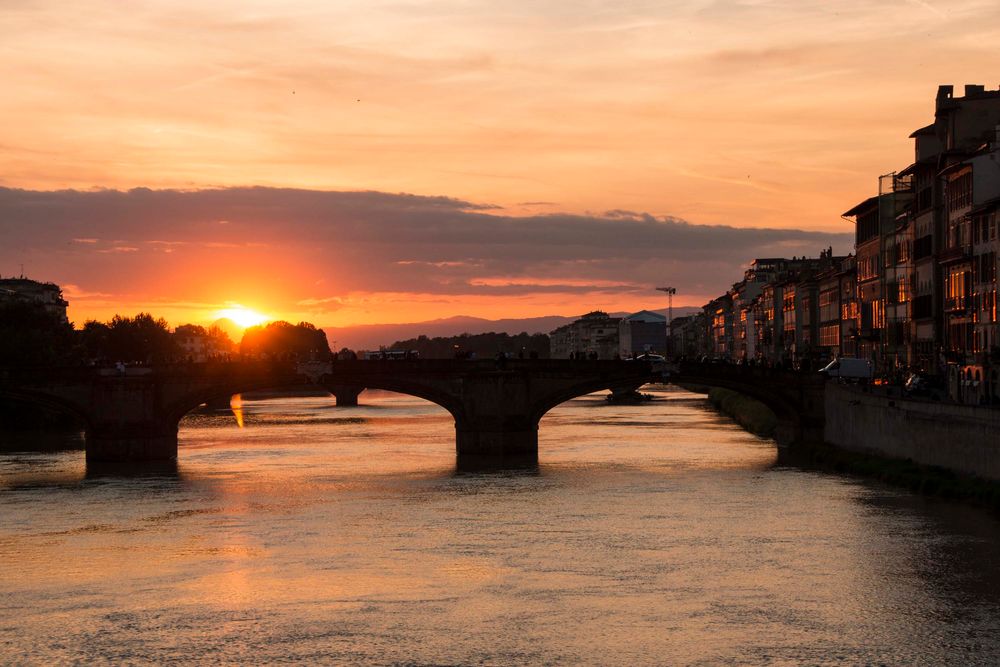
[215,306,269,329]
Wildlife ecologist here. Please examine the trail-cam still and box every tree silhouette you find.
[0,301,75,367]
[240,321,330,359]
[80,313,176,363]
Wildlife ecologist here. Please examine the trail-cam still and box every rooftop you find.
[842,196,879,218]
[624,309,666,323]
[908,123,936,138]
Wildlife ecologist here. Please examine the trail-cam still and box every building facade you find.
[0,277,69,323]
[618,310,666,358]
[549,311,622,359]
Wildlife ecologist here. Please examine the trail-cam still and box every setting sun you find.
[215,306,269,329]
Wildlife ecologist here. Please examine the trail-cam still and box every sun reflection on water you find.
[230,393,244,428]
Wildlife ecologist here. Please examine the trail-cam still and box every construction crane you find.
[656,287,676,357]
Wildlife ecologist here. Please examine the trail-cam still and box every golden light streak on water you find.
[230,393,244,428]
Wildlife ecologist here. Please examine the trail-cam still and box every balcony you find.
[857,327,881,342]
[880,172,914,195]
[945,295,968,313]
[938,245,972,265]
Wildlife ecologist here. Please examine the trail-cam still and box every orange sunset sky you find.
[2,1,999,329]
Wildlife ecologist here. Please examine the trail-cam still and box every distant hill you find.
[322,307,700,351]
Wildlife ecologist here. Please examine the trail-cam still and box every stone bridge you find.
[0,360,826,464]
[0,359,655,463]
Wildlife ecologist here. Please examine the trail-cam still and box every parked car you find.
[904,373,947,401]
[819,357,872,381]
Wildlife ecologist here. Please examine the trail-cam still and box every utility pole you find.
[657,287,676,357]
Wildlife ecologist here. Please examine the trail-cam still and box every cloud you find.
[61,284,115,299]
[0,186,851,322]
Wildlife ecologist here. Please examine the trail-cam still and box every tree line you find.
[0,303,330,368]
[0,299,554,367]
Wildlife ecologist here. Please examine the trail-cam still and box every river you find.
[2,385,1000,665]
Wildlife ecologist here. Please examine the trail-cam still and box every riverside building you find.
[686,85,1000,403]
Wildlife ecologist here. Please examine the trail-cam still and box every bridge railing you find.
[674,361,826,387]
[1,358,659,386]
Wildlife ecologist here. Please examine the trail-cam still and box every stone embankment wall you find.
[825,383,1000,481]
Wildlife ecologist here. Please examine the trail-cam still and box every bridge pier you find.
[455,421,539,464]
[86,424,178,462]
[326,384,363,407]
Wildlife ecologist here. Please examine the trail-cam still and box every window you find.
[897,277,909,305]
[917,186,933,212]
[947,267,970,310]
[914,235,933,260]
[985,290,997,324]
[819,324,840,347]
[857,210,879,244]
[783,293,795,313]
[948,171,973,212]
[842,301,859,323]
[819,289,838,322]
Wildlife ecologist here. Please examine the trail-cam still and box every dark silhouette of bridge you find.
[0,360,825,463]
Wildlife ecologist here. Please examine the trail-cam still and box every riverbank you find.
[693,383,1000,510]
[778,442,1000,510]
[825,383,1000,480]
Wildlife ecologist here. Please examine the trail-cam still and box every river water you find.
[2,385,1000,665]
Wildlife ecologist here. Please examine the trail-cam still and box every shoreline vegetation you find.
[678,383,777,436]
[707,387,778,437]
[686,383,1000,510]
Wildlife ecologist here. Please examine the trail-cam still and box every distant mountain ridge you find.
[322,307,700,350]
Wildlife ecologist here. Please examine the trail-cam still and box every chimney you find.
[965,84,985,97]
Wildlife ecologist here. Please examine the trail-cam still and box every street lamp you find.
[657,287,676,358]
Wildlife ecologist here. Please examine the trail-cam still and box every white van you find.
[819,357,872,380]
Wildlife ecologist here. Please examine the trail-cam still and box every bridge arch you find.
[667,365,826,446]
[0,388,92,431]
[163,379,323,427]
[529,378,647,424]
[320,375,465,423]
[671,376,799,420]
[159,375,467,433]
